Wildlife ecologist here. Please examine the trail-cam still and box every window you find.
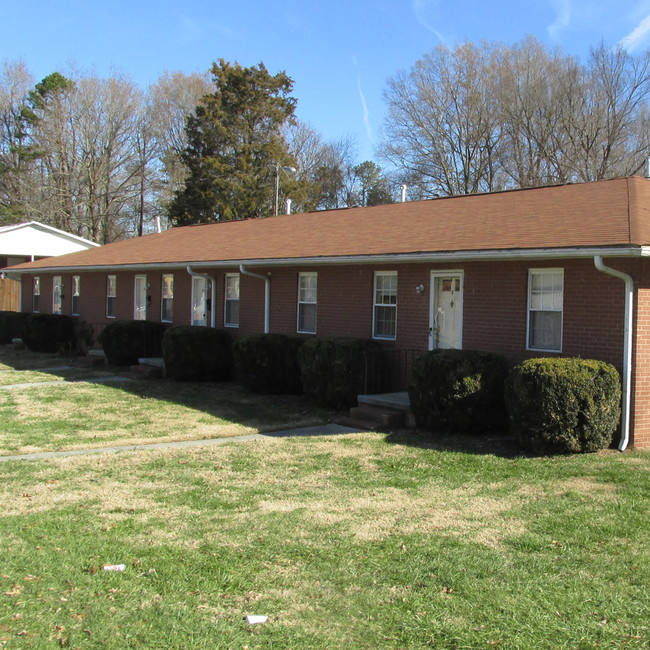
[134,275,147,321]
[52,276,62,315]
[373,271,397,340]
[32,277,40,313]
[192,276,208,326]
[161,274,174,322]
[297,272,317,334]
[527,269,563,352]
[71,276,80,316]
[106,275,117,318]
[224,273,240,327]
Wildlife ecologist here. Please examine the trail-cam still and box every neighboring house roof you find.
[5,177,650,274]
[0,221,99,259]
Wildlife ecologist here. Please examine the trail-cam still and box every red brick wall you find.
[19,256,650,447]
[631,262,650,448]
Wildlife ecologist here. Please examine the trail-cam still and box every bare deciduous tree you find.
[381,37,650,196]
[381,42,503,197]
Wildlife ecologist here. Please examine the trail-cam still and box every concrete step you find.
[128,361,164,379]
[349,404,406,428]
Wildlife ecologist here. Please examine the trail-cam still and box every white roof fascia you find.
[4,245,645,275]
[0,221,99,248]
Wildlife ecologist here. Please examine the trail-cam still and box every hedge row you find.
[0,311,31,345]
[408,349,508,433]
[163,329,377,409]
[408,349,621,454]
[8,315,622,455]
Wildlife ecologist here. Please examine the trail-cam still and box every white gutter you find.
[594,256,633,451]
[239,264,270,333]
[7,246,649,276]
[187,266,216,328]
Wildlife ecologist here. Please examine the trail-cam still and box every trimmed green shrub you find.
[163,326,233,382]
[20,313,77,353]
[298,337,382,409]
[408,349,509,433]
[504,357,621,454]
[0,311,31,344]
[99,320,166,366]
[233,333,303,394]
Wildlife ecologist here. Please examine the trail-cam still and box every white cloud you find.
[353,56,373,142]
[619,13,650,51]
[357,74,373,142]
[547,0,571,39]
[412,0,447,44]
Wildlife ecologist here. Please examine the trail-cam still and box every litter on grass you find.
[245,615,268,625]
[102,564,126,571]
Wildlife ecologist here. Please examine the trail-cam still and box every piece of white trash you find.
[245,615,268,625]
[102,564,126,571]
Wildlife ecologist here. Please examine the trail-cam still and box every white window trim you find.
[106,275,117,319]
[161,274,174,323]
[297,272,317,334]
[71,276,80,316]
[373,270,398,341]
[224,273,240,328]
[526,268,564,353]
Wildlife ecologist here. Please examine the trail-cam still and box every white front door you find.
[192,276,208,326]
[429,272,463,350]
[134,275,147,320]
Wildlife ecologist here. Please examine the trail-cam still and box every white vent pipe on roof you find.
[239,264,270,333]
[594,256,633,451]
[186,266,216,328]
[285,198,292,215]
[401,184,407,202]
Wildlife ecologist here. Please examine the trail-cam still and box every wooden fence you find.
[0,278,20,311]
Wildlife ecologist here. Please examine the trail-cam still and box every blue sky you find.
[2,0,650,161]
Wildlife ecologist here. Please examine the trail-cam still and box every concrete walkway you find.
[0,423,364,463]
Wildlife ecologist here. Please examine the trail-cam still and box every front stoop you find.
[336,392,414,431]
[128,357,165,379]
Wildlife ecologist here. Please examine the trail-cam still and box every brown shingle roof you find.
[7,176,650,272]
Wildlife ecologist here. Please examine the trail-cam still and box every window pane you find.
[162,275,174,299]
[374,305,397,339]
[299,274,317,303]
[226,276,239,299]
[225,299,239,326]
[529,311,561,351]
[107,275,117,318]
[376,274,397,305]
[299,303,317,333]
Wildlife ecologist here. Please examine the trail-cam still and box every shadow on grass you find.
[384,428,525,459]
[0,346,334,435]
[0,346,542,458]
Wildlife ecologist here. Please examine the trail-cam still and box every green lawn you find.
[0,348,648,648]
[0,348,331,455]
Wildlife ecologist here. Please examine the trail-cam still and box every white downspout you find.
[594,256,633,451]
[186,266,216,328]
[239,264,270,333]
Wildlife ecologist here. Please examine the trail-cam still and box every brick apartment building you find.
[6,176,650,448]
